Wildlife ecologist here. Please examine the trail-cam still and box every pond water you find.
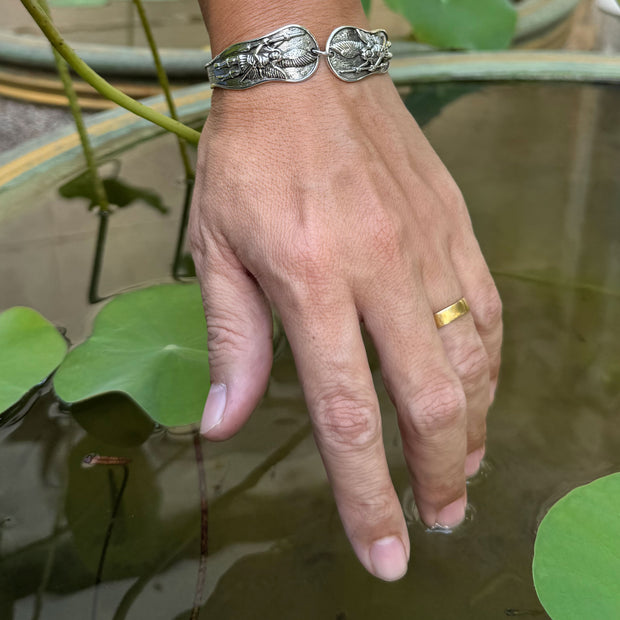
[1,82,619,619]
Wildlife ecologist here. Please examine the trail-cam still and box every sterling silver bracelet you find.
[205,25,392,89]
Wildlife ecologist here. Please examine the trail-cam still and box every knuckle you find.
[348,489,397,528]
[206,319,249,361]
[452,343,489,389]
[367,212,405,263]
[408,381,466,437]
[281,234,330,284]
[314,390,380,450]
[476,286,503,334]
[437,176,466,211]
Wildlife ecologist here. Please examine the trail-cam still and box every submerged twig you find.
[190,432,209,619]
[85,457,131,620]
[112,423,312,619]
[31,465,67,620]
[88,209,110,304]
[173,177,195,279]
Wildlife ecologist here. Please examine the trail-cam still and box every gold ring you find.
[434,297,470,328]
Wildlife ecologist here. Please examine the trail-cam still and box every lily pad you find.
[385,0,517,50]
[0,307,67,412]
[54,284,209,426]
[533,473,620,619]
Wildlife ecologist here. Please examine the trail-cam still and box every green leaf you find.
[386,0,517,50]
[533,473,620,619]
[0,307,67,412]
[54,284,210,426]
[361,0,372,16]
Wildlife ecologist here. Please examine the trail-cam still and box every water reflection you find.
[0,82,619,618]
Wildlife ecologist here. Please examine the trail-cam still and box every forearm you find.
[198,0,368,54]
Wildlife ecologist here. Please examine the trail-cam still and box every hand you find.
[189,70,502,581]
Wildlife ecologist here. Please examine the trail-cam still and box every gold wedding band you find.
[433,297,470,328]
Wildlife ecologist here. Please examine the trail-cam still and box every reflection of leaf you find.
[0,307,67,413]
[404,83,480,127]
[54,284,209,426]
[69,392,155,447]
[533,473,620,619]
[385,0,517,50]
[59,172,169,214]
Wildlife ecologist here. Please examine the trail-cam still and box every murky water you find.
[1,82,619,619]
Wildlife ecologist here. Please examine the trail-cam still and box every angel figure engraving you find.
[330,28,392,75]
[211,29,317,84]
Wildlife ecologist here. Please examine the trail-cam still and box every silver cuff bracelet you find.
[205,24,392,89]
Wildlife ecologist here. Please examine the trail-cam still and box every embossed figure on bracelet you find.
[205,25,392,89]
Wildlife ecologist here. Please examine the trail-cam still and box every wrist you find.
[201,0,368,54]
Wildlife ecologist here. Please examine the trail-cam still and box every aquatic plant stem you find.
[92,465,130,620]
[89,210,109,304]
[32,473,66,620]
[131,0,194,180]
[20,0,201,145]
[37,0,110,216]
[173,178,195,280]
[112,423,312,619]
[190,431,209,620]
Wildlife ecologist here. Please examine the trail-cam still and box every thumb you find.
[195,241,273,440]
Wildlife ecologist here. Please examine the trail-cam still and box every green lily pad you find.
[533,473,620,619]
[0,307,67,412]
[385,0,517,50]
[54,284,209,426]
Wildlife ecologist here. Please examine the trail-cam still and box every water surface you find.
[1,82,619,619]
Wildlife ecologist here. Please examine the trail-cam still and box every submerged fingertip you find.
[434,493,467,529]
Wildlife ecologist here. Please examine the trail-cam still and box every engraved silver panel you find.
[326,26,392,82]
[205,25,320,89]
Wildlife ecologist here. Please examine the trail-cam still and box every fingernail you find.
[435,494,467,529]
[369,536,408,582]
[465,447,485,477]
[200,383,227,435]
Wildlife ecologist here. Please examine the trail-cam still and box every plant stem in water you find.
[131,0,194,180]
[92,464,130,620]
[190,431,209,619]
[20,0,201,145]
[88,209,110,304]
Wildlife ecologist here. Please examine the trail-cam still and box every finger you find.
[358,258,471,529]
[436,312,490,477]
[193,237,273,440]
[276,285,409,582]
[450,232,503,403]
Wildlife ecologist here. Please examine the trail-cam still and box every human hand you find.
[189,69,502,581]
